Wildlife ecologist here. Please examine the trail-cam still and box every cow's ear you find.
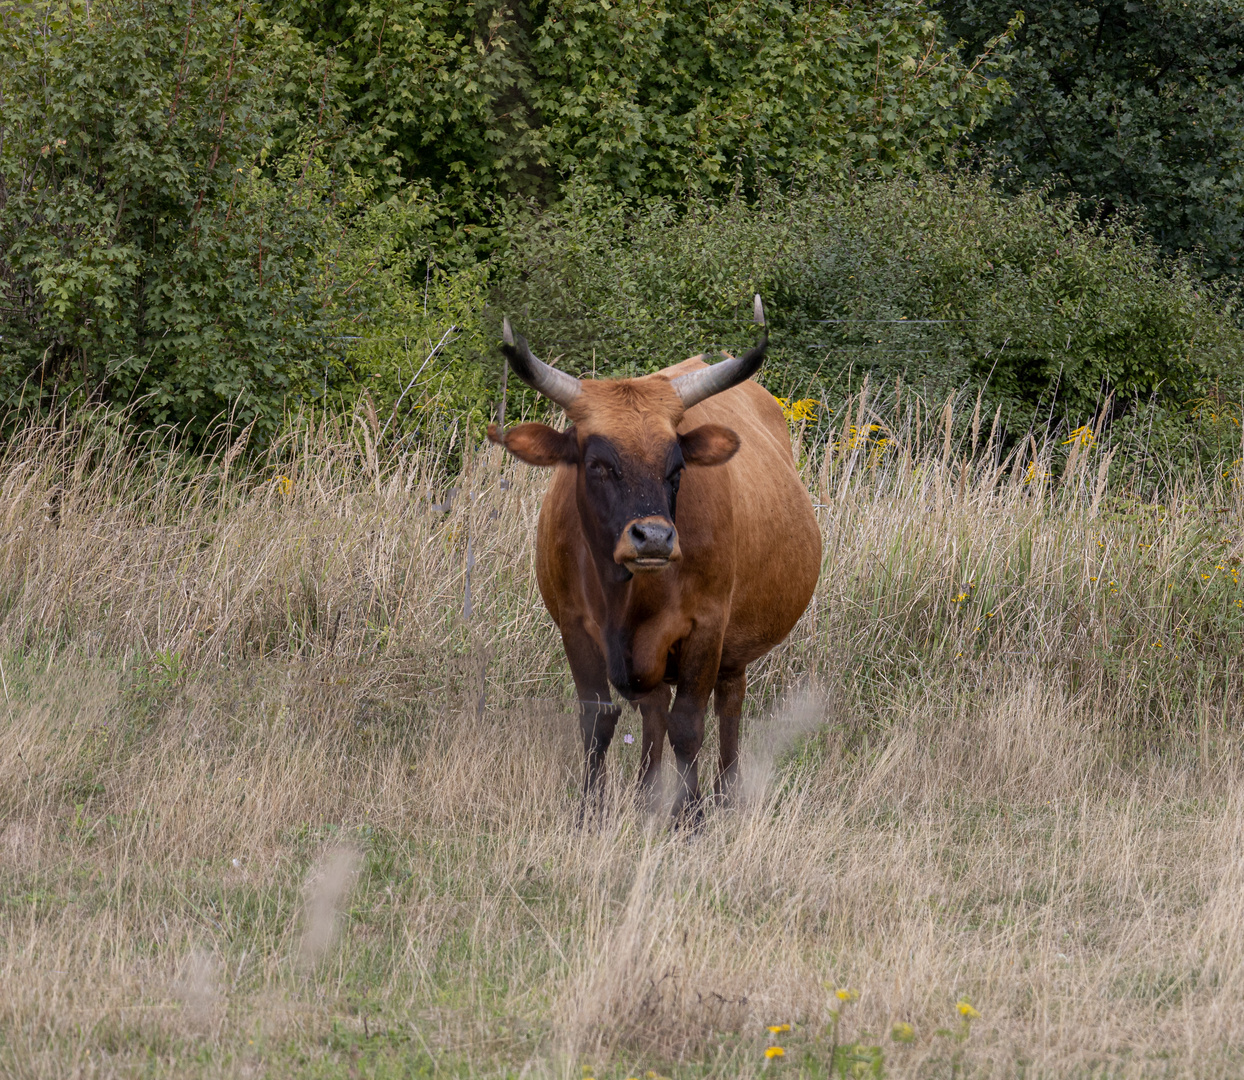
[679,423,741,466]
[488,423,579,466]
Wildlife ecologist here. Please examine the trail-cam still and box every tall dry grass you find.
[0,398,1242,1077]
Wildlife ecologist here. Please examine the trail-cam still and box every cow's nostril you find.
[629,520,675,558]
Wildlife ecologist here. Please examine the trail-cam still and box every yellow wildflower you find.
[956,1000,981,1020]
[1023,461,1051,484]
[836,988,859,1002]
[276,475,292,495]
[767,1023,791,1033]
[891,1021,916,1044]
[765,1046,785,1059]
[1062,424,1095,447]
[773,397,819,423]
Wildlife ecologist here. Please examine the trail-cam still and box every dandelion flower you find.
[836,988,859,1002]
[767,1023,791,1033]
[956,1000,981,1020]
[765,1047,785,1059]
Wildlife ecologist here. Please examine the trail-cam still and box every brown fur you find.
[495,358,821,818]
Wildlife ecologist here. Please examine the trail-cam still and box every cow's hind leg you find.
[637,686,671,814]
[713,670,746,806]
[562,626,620,824]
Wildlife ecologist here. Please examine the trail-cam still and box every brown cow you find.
[488,297,820,820]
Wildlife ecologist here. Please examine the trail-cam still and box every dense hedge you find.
[2,0,1241,468]
[497,174,1244,460]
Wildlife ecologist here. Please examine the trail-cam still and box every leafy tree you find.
[0,0,415,438]
[938,0,1244,277]
[274,0,1020,202]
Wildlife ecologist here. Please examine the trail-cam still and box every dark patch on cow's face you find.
[575,434,687,576]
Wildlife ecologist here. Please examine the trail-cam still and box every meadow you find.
[1,396,1242,1078]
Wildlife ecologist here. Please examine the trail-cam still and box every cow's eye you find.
[667,469,681,492]
[589,460,614,479]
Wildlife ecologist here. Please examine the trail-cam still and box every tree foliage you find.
[0,0,459,438]
[276,0,1020,201]
[939,0,1244,277]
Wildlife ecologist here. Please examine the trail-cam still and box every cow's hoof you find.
[575,797,607,831]
[635,781,665,818]
[711,772,740,810]
[670,798,706,833]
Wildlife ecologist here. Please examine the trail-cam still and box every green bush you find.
[0,0,412,439]
[497,172,1244,458]
[0,0,516,444]
[4,0,1240,476]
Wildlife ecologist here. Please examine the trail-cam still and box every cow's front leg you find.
[713,669,746,805]
[561,624,620,823]
[666,628,725,826]
[580,696,621,820]
[637,685,671,814]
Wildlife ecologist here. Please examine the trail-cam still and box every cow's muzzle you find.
[614,516,681,570]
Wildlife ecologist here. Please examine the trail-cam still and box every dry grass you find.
[0,403,1242,1078]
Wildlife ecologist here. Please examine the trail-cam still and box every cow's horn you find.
[671,294,768,409]
[501,318,582,409]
